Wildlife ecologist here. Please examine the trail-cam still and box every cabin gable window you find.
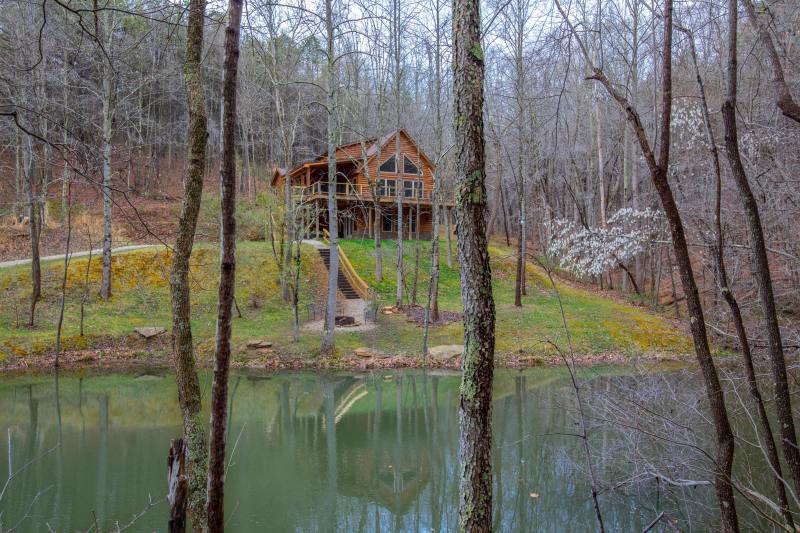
[403,155,420,175]
[379,155,396,173]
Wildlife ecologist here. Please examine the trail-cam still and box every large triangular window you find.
[403,155,419,175]
[379,155,396,173]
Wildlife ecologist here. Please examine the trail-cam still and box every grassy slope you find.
[339,238,690,358]
[0,238,689,365]
[0,242,329,362]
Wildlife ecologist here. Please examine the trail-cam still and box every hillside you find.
[0,238,690,370]
[339,239,690,360]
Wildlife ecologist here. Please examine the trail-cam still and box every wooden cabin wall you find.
[357,131,435,190]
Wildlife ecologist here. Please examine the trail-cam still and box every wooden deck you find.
[292,182,455,207]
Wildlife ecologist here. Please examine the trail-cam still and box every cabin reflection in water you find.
[333,378,433,516]
[1,370,710,532]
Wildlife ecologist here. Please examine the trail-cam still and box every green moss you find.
[0,242,327,359]
[470,42,484,62]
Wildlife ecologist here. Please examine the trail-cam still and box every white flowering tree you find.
[546,208,666,294]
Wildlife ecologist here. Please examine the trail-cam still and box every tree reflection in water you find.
[0,369,721,531]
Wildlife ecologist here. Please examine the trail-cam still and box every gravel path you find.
[0,244,162,269]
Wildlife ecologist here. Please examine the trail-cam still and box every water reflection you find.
[0,369,673,531]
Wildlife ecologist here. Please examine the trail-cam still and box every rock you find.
[246,340,273,350]
[354,347,375,358]
[134,326,166,339]
[428,344,464,361]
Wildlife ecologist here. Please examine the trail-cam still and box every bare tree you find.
[452,0,496,530]
[206,0,243,528]
[740,0,800,124]
[554,0,741,528]
[321,0,340,355]
[169,0,210,525]
[721,0,800,497]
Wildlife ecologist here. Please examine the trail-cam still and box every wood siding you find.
[357,130,435,190]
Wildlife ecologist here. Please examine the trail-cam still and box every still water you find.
[0,369,695,532]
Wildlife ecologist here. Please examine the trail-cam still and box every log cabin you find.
[271,129,453,239]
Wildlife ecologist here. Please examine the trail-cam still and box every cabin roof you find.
[271,129,434,187]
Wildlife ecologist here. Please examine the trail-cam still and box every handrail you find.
[337,245,371,299]
[320,229,371,300]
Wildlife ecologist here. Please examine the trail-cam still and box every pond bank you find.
[0,341,690,374]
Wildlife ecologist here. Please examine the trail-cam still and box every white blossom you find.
[546,208,666,277]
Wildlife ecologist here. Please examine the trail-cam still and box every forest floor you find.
[0,236,694,373]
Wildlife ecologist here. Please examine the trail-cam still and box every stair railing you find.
[320,229,371,300]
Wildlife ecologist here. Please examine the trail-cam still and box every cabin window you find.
[403,180,422,198]
[403,155,420,175]
[378,179,396,197]
[379,155,396,173]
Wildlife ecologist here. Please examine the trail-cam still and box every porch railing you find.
[293,181,439,202]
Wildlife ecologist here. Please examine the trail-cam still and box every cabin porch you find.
[306,200,451,240]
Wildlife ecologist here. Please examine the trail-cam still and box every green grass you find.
[339,238,690,357]
[0,236,689,366]
[0,242,329,362]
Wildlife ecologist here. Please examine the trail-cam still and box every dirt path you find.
[0,244,163,269]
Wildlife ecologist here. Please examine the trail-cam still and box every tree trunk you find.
[54,183,72,369]
[22,134,41,327]
[169,0,209,525]
[644,4,739,528]
[452,0,496,529]
[741,0,800,124]
[412,205,421,305]
[167,438,188,533]
[679,23,794,527]
[553,0,740,527]
[100,56,114,301]
[395,133,404,308]
[321,0,338,355]
[721,0,800,496]
[206,0,242,529]
[423,194,441,357]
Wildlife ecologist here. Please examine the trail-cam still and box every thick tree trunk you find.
[206,0,242,529]
[169,0,209,527]
[721,0,800,496]
[452,0,496,529]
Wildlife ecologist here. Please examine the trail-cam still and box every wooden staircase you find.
[317,248,361,300]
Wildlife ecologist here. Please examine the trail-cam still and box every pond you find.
[0,368,711,531]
